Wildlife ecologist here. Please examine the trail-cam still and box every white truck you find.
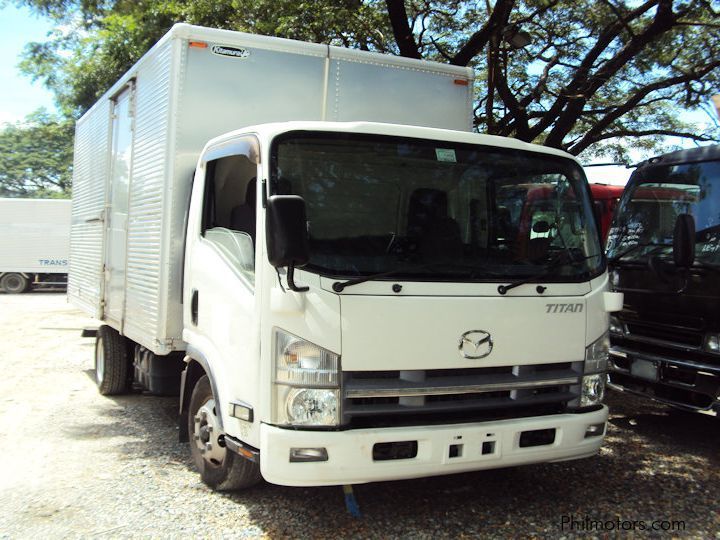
[0,198,70,293]
[70,24,621,490]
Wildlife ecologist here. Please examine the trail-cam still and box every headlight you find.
[273,329,340,426]
[585,331,609,373]
[608,315,624,336]
[703,333,720,354]
[580,374,606,407]
[283,388,339,426]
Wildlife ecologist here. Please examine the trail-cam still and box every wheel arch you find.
[0,272,31,279]
[179,345,224,442]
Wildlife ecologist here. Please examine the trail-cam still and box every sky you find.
[0,4,57,126]
[0,4,715,187]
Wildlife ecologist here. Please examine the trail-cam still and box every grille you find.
[342,362,582,428]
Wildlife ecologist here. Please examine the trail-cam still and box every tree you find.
[13,0,720,160]
[0,109,74,198]
[384,0,720,159]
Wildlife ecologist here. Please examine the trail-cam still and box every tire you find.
[95,325,131,395]
[188,375,261,490]
[1,273,30,294]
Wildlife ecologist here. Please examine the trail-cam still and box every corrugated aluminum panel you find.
[122,38,174,349]
[68,101,110,317]
[0,199,71,273]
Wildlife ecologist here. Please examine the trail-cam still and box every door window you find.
[201,153,258,286]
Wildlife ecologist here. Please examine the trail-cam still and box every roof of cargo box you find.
[203,121,579,163]
[172,24,472,76]
[78,23,473,122]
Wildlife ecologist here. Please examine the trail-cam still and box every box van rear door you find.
[103,84,134,329]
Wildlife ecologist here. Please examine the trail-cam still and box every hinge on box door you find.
[128,79,136,118]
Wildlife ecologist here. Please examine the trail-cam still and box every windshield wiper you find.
[608,242,668,263]
[497,252,602,295]
[331,262,493,292]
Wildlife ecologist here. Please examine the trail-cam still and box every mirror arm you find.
[286,264,309,293]
[676,269,689,294]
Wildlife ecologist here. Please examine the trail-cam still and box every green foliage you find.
[15,0,393,117]
[0,109,73,198]
[11,0,720,160]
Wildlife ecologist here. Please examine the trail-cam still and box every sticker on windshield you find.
[701,236,720,253]
[435,148,456,162]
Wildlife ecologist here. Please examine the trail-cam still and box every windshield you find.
[271,132,603,281]
[606,159,720,265]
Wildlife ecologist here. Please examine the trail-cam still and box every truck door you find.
[103,84,134,328]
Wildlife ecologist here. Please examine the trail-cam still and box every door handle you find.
[191,289,199,326]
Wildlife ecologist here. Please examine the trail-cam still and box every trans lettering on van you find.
[39,259,68,267]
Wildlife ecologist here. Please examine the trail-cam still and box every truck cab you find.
[606,144,720,415]
[179,121,618,488]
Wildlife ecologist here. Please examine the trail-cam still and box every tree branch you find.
[513,0,561,25]
[385,0,422,58]
[527,0,660,141]
[589,128,716,144]
[519,54,559,109]
[450,0,515,66]
[570,61,720,155]
[545,0,678,148]
[494,55,531,139]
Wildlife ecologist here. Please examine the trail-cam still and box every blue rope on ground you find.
[342,485,362,518]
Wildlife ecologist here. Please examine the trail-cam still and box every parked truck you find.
[589,184,625,244]
[70,24,621,490]
[0,198,70,293]
[607,144,720,415]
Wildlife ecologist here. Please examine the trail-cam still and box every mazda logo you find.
[458,330,493,359]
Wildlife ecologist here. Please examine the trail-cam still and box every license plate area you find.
[630,358,659,382]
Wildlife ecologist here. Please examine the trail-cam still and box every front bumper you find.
[259,406,608,487]
[608,345,720,412]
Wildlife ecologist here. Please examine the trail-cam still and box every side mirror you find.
[673,213,695,268]
[266,195,309,268]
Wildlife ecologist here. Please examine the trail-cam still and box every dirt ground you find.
[0,292,718,539]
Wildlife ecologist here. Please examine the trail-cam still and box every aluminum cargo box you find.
[69,23,473,355]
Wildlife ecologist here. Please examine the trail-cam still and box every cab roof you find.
[206,121,580,163]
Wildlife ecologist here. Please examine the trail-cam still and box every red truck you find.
[589,184,625,243]
[495,183,623,258]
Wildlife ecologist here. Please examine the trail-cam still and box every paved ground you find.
[0,292,718,538]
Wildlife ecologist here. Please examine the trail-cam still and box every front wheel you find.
[188,375,261,490]
[1,273,30,294]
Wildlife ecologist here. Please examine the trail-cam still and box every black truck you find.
[606,144,720,415]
